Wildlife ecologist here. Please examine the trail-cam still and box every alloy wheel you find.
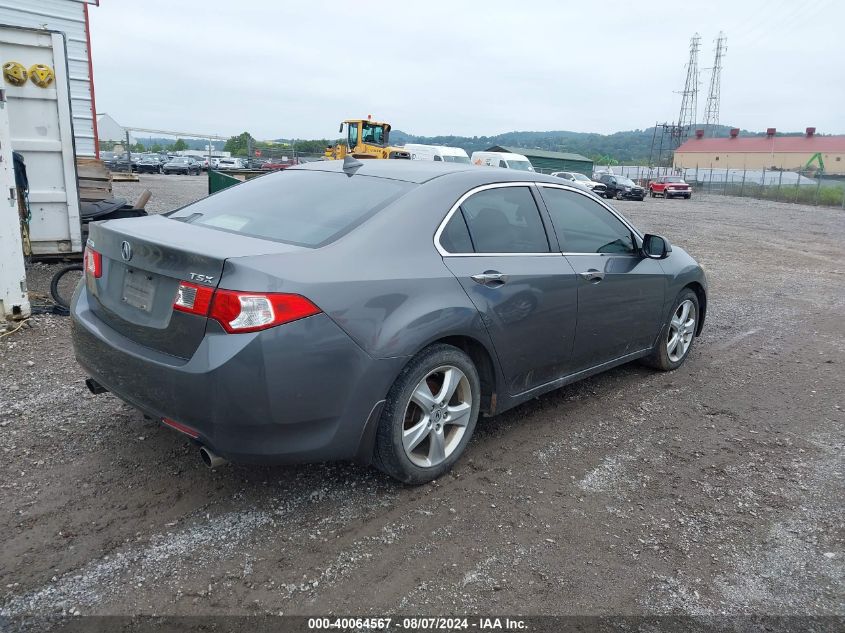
[667,299,696,362]
[402,365,472,468]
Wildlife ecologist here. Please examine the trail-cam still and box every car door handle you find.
[578,269,605,282]
[471,272,509,287]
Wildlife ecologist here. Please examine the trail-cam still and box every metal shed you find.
[487,146,593,175]
[0,0,99,157]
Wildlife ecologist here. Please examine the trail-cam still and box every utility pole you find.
[703,32,727,137]
[674,33,701,148]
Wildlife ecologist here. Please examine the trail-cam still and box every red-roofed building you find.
[673,129,845,174]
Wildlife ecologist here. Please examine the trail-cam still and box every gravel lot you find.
[1,174,842,619]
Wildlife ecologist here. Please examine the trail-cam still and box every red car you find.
[649,176,692,199]
[260,159,299,171]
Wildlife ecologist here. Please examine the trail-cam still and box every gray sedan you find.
[72,160,707,483]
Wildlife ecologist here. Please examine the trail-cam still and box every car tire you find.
[650,190,656,198]
[641,288,699,371]
[373,343,480,484]
[685,194,691,199]
[616,191,624,200]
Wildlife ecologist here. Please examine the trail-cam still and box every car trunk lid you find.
[85,215,304,359]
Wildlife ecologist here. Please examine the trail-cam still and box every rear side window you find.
[439,212,474,253]
[459,186,549,253]
[168,170,412,247]
[540,187,635,254]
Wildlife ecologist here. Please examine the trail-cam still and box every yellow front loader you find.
[325,117,410,160]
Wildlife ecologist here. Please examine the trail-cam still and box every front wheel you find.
[616,190,625,200]
[650,190,656,198]
[642,289,699,371]
[373,344,480,484]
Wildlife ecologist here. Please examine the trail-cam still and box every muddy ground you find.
[1,175,842,620]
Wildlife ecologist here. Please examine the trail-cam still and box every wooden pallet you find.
[76,157,113,202]
[111,172,139,182]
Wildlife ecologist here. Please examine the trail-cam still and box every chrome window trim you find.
[434,182,560,257]
[536,183,644,255]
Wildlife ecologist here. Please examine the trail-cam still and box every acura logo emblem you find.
[121,240,133,261]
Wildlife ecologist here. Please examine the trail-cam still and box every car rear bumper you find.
[71,288,405,464]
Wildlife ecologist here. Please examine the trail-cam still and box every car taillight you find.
[209,290,320,333]
[84,246,102,278]
[173,281,213,316]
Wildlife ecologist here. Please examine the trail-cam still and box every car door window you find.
[459,187,550,253]
[540,187,635,254]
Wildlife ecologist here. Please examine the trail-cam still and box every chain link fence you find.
[589,165,845,208]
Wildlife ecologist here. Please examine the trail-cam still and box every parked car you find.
[260,158,298,170]
[598,174,646,201]
[71,161,706,483]
[216,157,245,169]
[192,156,210,170]
[551,171,608,197]
[136,155,163,174]
[470,151,534,171]
[649,176,692,199]
[104,155,135,173]
[162,157,201,175]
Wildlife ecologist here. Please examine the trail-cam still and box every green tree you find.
[132,142,146,152]
[172,138,188,152]
[224,132,255,157]
[150,144,162,153]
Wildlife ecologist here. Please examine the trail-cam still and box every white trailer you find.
[1,24,83,256]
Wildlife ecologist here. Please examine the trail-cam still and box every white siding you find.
[0,0,97,156]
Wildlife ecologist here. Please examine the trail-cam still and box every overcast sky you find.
[88,0,843,140]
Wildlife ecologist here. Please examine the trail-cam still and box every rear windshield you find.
[168,170,413,247]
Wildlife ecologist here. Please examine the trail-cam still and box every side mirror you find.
[339,122,344,133]
[642,234,672,259]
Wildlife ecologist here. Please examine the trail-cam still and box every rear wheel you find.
[650,190,656,198]
[374,344,480,484]
[642,289,699,371]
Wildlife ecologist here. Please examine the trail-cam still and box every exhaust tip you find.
[85,378,108,394]
[199,446,228,470]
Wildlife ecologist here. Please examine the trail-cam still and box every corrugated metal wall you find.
[528,157,594,174]
[0,0,96,156]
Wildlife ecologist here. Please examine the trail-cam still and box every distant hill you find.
[390,126,813,163]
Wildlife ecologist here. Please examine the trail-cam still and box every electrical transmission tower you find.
[673,33,701,147]
[703,32,727,137]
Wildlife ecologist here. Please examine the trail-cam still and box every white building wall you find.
[0,0,98,156]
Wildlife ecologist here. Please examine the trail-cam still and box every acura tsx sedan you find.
[72,159,707,484]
